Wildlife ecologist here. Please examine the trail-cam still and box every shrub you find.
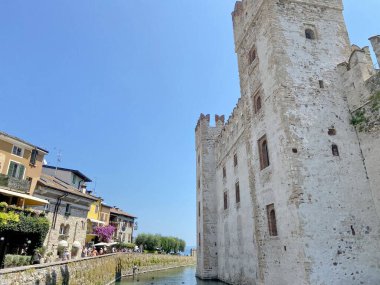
[351,109,367,126]
[0,201,8,210]
[4,255,32,268]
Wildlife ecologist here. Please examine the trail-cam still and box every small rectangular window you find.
[72,174,77,185]
[197,178,200,189]
[65,204,71,215]
[223,166,226,179]
[266,204,278,236]
[332,144,339,156]
[198,201,201,217]
[235,182,240,204]
[254,93,262,113]
[248,46,257,64]
[224,191,228,210]
[234,153,238,167]
[258,135,270,170]
[12,146,23,157]
[319,80,324,89]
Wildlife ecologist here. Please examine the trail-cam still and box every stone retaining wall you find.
[0,253,196,285]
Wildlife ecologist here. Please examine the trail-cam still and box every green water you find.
[116,266,226,285]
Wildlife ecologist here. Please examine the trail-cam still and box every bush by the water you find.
[135,233,186,253]
[4,254,32,268]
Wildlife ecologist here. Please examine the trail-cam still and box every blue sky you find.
[0,1,378,246]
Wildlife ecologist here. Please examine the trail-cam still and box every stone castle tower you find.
[195,0,380,284]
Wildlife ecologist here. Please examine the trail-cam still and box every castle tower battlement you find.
[196,1,380,284]
[369,35,380,67]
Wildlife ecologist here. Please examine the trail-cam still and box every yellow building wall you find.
[0,139,45,194]
[86,199,102,244]
[87,200,101,220]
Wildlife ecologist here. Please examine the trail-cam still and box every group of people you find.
[80,246,137,258]
[81,246,107,257]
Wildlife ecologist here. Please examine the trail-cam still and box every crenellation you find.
[196,1,380,284]
[369,35,380,67]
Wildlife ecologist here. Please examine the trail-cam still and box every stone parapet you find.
[0,253,195,285]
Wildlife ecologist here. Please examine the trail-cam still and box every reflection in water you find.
[116,266,226,285]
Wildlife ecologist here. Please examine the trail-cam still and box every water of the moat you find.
[116,266,226,285]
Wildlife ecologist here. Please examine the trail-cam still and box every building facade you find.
[110,207,136,244]
[0,132,49,207]
[34,173,97,260]
[196,1,380,284]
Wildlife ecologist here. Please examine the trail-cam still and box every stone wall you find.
[197,0,380,284]
[0,253,195,285]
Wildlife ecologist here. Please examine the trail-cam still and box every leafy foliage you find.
[135,233,186,253]
[0,212,49,248]
[351,109,367,126]
[0,211,20,225]
[93,225,116,242]
[4,254,32,268]
[370,91,380,110]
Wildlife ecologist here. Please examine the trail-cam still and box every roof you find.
[110,207,136,218]
[43,165,92,182]
[38,173,98,201]
[101,202,112,209]
[0,131,49,154]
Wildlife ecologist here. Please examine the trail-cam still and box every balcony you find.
[0,174,31,193]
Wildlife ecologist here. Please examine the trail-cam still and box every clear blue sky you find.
[0,0,378,246]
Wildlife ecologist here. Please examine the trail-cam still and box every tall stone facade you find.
[195,1,380,284]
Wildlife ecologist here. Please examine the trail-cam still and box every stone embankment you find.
[0,253,196,285]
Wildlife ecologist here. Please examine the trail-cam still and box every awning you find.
[88,218,105,225]
[0,187,49,206]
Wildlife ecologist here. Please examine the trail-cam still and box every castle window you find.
[319,80,324,89]
[254,93,262,113]
[224,191,228,210]
[248,46,257,64]
[305,28,316,40]
[199,233,201,247]
[198,154,200,164]
[198,201,201,217]
[223,166,226,179]
[266,204,278,236]
[328,128,336,136]
[258,135,270,170]
[235,182,240,204]
[234,153,238,167]
[332,144,339,156]
[198,178,200,189]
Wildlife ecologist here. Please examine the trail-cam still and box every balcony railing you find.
[0,174,31,193]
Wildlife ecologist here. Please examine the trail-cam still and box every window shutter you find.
[18,164,25,179]
[7,161,16,177]
[30,149,38,165]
